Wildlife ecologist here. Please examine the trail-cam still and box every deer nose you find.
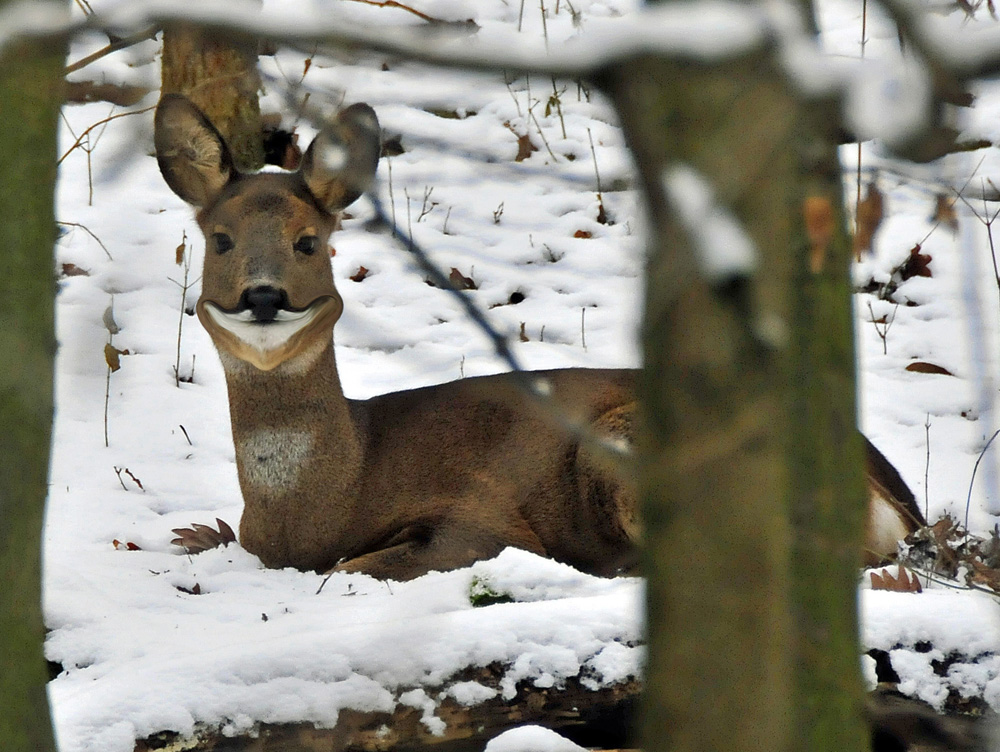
[242,285,286,322]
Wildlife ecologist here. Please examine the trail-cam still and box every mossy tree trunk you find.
[0,1,65,749]
[608,16,870,752]
[161,21,264,171]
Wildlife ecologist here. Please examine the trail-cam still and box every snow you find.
[44,0,1000,749]
[484,725,589,752]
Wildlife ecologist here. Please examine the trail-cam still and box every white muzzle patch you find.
[202,302,325,354]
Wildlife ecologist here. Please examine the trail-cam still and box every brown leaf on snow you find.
[112,539,142,551]
[61,263,90,277]
[519,322,529,342]
[514,132,537,162]
[350,266,370,283]
[449,267,477,290]
[870,565,922,593]
[968,558,1000,593]
[574,229,593,239]
[898,244,933,281]
[906,361,953,376]
[171,518,237,554]
[104,343,129,372]
[853,182,884,260]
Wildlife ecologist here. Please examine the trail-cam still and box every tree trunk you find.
[161,22,264,171]
[788,100,871,752]
[0,2,65,749]
[610,49,796,752]
[608,29,870,752]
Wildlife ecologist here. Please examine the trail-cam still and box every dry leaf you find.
[870,565,922,593]
[853,183,884,260]
[596,203,608,225]
[906,361,953,376]
[175,582,202,595]
[968,558,1000,593]
[112,539,142,551]
[932,194,959,232]
[175,240,186,265]
[350,266,370,283]
[574,229,593,239]
[519,322,529,342]
[171,518,237,554]
[899,244,933,281]
[61,263,89,277]
[514,133,537,162]
[104,343,127,372]
[449,267,477,290]
[803,195,835,273]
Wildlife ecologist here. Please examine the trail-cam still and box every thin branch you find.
[58,106,155,166]
[57,221,113,259]
[965,429,1000,536]
[65,24,158,74]
[342,0,440,24]
[0,0,771,82]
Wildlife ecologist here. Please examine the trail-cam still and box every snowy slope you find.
[45,0,1000,750]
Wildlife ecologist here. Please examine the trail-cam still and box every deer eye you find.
[212,233,234,254]
[294,235,318,256]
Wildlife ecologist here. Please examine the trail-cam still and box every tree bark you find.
[0,2,65,749]
[788,101,871,752]
[609,30,870,752]
[610,50,797,752]
[161,21,264,171]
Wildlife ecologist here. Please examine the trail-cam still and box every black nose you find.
[241,286,286,322]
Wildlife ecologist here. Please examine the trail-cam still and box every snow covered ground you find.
[45,0,1000,750]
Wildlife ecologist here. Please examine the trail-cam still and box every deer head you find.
[154,94,381,371]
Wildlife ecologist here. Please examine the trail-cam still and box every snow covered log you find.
[133,676,640,752]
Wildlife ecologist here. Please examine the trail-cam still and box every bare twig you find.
[167,231,198,387]
[113,466,128,491]
[342,0,440,23]
[866,300,897,355]
[58,106,155,166]
[966,429,1000,537]
[57,221,113,260]
[65,24,158,74]
[587,128,607,223]
[549,77,566,139]
[924,414,931,527]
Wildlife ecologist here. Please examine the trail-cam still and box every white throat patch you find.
[237,429,314,492]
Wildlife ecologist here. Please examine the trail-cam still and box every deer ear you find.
[301,103,381,214]
[154,94,235,208]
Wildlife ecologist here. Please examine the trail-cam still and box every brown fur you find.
[156,94,922,581]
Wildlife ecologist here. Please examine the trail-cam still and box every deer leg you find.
[331,505,548,581]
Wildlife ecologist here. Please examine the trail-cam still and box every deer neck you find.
[219,340,365,570]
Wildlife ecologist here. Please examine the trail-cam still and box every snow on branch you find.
[2,0,773,77]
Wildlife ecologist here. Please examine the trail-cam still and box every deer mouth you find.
[197,294,343,370]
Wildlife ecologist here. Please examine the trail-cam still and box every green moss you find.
[468,576,515,608]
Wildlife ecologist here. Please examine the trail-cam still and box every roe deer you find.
[156,94,923,580]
